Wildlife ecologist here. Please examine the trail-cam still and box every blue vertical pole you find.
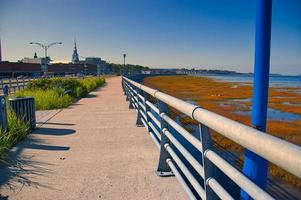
[241,0,272,199]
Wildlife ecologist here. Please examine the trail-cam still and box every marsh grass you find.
[144,75,301,188]
[14,77,105,110]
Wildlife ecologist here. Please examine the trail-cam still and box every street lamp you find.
[123,53,126,76]
[29,41,62,74]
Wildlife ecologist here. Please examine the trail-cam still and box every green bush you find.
[80,77,105,92]
[15,89,73,110]
[75,86,88,98]
[0,110,30,160]
[15,77,105,110]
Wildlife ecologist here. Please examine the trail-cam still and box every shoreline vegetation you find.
[143,75,301,188]
[0,76,106,161]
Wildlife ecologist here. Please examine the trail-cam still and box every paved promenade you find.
[0,77,186,200]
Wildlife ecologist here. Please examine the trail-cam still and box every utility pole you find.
[0,37,2,62]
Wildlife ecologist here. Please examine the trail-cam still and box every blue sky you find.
[0,0,300,74]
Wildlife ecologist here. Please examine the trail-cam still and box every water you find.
[235,108,301,121]
[221,99,301,121]
[186,98,301,122]
[199,74,301,88]
[283,102,301,106]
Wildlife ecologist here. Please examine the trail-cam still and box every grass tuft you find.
[15,88,72,110]
[0,110,30,160]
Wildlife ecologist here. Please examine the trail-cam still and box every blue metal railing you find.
[122,76,301,200]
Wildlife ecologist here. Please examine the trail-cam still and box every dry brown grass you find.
[143,75,301,187]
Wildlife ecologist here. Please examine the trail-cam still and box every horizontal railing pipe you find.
[122,76,301,199]
[164,143,206,200]
[163,128,205,179]
[166,158,197,200]
[139,110,147,122]
[140,117,148,129]
[149,131,160,149]
[148,122,161,141]
[161,113,203,152]
[206,178,234,200]
[146,101,159,114]
[204,150,274,200]
[193,108,301,178]
[123,76,301,179]
[147,111,161,129]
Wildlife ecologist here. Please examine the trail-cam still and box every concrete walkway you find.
[0,77,186,200]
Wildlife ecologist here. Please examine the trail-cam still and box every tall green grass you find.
[0,77,106,159]
[0,110,30,160]
[14,77,105,110]
[15,89,72,110]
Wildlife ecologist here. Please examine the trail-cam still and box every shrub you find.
[80,77,105,92]
[15,77,105,110]
[75,86,88,98]
[15,89,73,110]
[0,110,30,160]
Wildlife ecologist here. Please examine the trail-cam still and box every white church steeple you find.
[72,39,79,64]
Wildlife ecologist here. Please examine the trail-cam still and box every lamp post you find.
[123,53,126,76]
[29,42,62,75]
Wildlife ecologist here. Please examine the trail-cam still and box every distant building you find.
[72,39,80,64]
[48,63,97,75]
[85,57,102,65]
[0,62,40,77]
[0,61,99,77]
[20,52,50,64]
[85,57,107,75]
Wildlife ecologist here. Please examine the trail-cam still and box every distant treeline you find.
[107,63,149,74]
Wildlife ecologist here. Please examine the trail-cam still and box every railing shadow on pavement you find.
[32,127,75,136]
[0,194,8,200]
[0,127,75,192]
[36,122,75,126]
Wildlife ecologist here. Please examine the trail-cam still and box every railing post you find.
[9,79,12,94]
[124,82,130,102]
[123,82,126,96]
[9,97,36,130]
[121,77,126,95]
[16,78,19,91]
[142,91,151,132]
[200,124,218,200]
[127,84,134,109]
[156,100,173,177]
[0,95,8,133]
[23,77,25,89]
[135,88,144,127]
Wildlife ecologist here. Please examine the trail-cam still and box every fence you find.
[122,76,301,200]
[0,75,87,95]
[0,78,34,94]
